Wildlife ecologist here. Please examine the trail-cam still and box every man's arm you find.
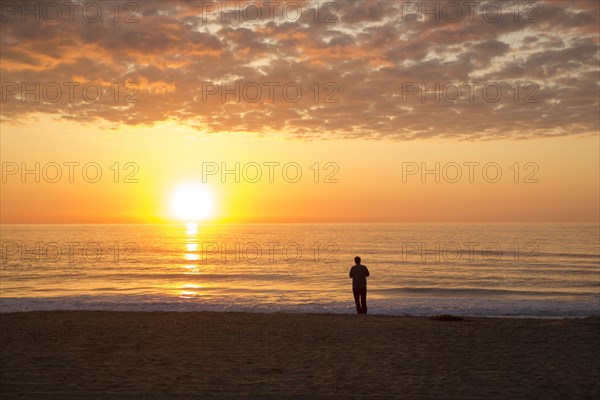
[349,267,354,278]
[365,266,370,277]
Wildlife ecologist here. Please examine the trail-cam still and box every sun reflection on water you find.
[186,222,198,235]
[180,222,203,297]
[186,243,198,252]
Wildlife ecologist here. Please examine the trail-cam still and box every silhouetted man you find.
[349,256,370,314]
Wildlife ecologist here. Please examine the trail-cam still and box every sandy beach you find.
[1,311,598,399]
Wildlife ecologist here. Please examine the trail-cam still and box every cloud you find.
[1,0,598,140]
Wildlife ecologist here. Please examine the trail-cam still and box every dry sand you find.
[1,311,598,399]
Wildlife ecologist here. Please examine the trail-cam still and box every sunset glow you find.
[0,1,598,224]
[1,2,598,398]
[169,183,216,222]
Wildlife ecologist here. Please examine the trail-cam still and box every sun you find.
[169,182,216,222]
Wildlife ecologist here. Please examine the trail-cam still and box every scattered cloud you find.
[1,0,598,140]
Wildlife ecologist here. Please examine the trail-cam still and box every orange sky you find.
[1,1,599,223]
[1,117,598,223]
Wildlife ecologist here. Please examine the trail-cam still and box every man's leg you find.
[361,288,367,314]
[352,288,361,314]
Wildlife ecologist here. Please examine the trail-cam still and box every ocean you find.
[1,223,598,317]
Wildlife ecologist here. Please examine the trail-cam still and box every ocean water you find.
[1,223,598,317]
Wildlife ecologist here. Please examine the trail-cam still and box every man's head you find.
[354,256,361,265]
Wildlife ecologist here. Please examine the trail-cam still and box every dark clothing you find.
[349,264,370,288]
[353,287,367,314]
[349,264,370,314]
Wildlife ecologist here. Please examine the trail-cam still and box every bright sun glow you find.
[170,183,216,222]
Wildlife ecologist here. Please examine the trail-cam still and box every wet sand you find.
[1,311,598,399]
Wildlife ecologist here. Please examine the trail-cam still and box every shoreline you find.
[1,311,598,398]
[1,308,598,319]
[1,303,598,319]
